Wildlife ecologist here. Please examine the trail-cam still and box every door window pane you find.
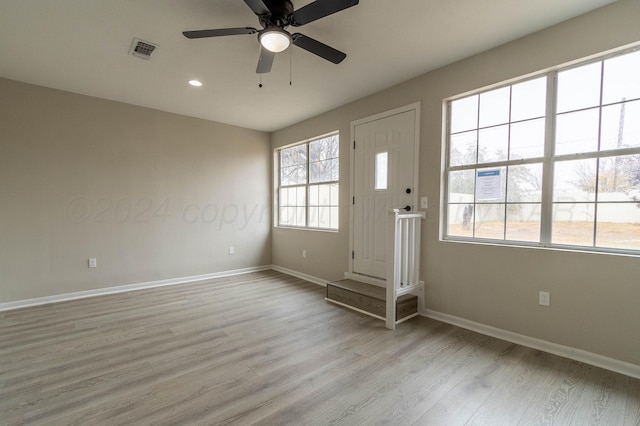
[375,151,388,190]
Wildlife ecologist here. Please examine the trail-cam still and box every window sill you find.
[275,225,339,233]
[441,236,640,258]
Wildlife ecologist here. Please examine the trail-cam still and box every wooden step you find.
[326,279,418,321]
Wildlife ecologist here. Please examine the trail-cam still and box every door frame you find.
[348,102,421,283]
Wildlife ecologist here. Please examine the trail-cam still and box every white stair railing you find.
[386,209,426,330]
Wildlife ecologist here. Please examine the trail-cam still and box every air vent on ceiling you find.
[129,38,158,60]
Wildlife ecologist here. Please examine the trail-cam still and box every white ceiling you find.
[0,0,618,132]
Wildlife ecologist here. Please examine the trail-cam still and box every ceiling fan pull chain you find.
[289,47,293,86]
[259,74,263,88]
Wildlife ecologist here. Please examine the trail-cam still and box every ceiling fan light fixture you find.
[259,27,291,53]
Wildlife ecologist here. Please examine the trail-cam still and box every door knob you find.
[403,205,411,212]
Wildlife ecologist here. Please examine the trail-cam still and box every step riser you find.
[326,284,417,321]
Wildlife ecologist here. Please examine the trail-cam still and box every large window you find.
[278,133,339,230]
[444,47,640,254]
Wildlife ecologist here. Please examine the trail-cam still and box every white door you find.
[352,106,419,280]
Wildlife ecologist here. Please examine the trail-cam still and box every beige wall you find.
[271,109,353,282]
[271,0,640,366]
[0,78,272,303]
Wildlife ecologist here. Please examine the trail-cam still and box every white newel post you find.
[386,209,426,330]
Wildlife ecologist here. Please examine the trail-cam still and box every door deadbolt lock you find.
[406,188,412,194]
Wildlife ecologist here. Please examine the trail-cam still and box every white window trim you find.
[275,131,340,231]
[442,45,640,256]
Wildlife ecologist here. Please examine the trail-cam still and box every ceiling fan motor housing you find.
[259,0,294,28]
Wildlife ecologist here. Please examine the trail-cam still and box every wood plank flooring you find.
[1,270,639,425]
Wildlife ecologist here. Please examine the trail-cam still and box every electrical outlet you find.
[88,258,97,268]
[228,247,235,255]
[539,291,550,306]
[420,197,429,209]
[302,249,307,258]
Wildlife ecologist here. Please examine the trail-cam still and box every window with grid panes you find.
[444,47,640,254]
[278,133,339,230]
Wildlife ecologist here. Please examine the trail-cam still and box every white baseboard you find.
[0,265,272,312]
[270,265,328,287]
[422,308,640,380]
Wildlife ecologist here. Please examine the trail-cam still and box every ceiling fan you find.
[183,0,359,74]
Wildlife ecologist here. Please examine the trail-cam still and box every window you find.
[278,133,339,230]
[375,151,388,190]
[444,47,640,254]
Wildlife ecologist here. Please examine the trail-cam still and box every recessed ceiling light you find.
[188,80,203,87]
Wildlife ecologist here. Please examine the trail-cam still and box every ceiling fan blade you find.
[291,33,346,64]
[290,0,359,26]
[256,47,276,74]
[183,27,258,39]
[243,0,270,15]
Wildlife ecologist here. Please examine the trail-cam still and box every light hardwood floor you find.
[1,270,639,425]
